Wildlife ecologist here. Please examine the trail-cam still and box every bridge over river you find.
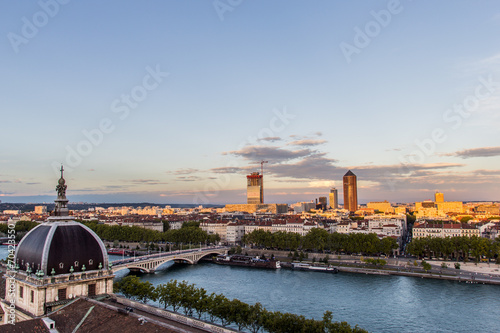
[111,246,228,273]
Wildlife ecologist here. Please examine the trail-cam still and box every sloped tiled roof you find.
[0,298,180,333]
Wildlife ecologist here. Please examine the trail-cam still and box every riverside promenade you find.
[245,249,500,285]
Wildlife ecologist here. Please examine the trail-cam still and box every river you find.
[114,257,500,333]
[3,247,499,332]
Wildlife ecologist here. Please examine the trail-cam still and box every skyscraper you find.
[247,172,263,204]
[329,188,338,209]
[435,191,444,203]
[343,170,358,212]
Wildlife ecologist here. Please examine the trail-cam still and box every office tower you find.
[435,191,444,203]
[247,172,263,204]
[318,197,327,210]
[329,188,338,209]
[343,170,358,212]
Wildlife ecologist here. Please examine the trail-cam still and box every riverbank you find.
[243,248,500,286]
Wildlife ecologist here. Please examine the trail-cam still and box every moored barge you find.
[214,254,281,269]
[281,262,338,273]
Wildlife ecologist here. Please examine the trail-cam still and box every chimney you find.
[42,318,57,331]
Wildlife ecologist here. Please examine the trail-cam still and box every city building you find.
[226,222,246,244]
[293,202,316,214]
[475,204,500,216]
[435,191,444,203]
[479,221,500,240]
[412,223,479,239]
[394,206,407,215]
[436,201,464,214]
[343,170,358,212]
[318,197,327,210]
[247,172,263,204]
[2,210,21,215]
[329,188,338,209]
[225,203,288,214]
[367,201,394,214]
[335,215,407,249]
[34,206,47,214]
[200,216,326,243]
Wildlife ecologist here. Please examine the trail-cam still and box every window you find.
[58,288,67,301]
[88,284,96,297]
[30,290,34,303]
[19,286,23,299]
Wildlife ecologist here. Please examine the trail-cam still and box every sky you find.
[1,0,500,205]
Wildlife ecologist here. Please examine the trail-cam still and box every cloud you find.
[287,139,327,147]
[449,146,500,159]
[176,176,202,182]
[473,169,500,176]
[258,136,282,142]
[477,53,500,68]
[128,179,167,185]
[25,182,41,185]
[103,185,131,190]
[210,166,247,174]
[223,145,313,162]
[267,153,340,180]
[289,132,322,140]
[170,168,200,175]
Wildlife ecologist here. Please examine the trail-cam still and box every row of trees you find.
[114,276,367,333]
[406,236,500,263]
[82,221,220,244]
[243,228,399,256]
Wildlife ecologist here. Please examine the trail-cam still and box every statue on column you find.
[55,166,67,199]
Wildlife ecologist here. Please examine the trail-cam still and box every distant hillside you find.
[0,202,223,213]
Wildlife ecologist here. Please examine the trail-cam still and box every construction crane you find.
[260,161,268,204]
[261,160,268,176]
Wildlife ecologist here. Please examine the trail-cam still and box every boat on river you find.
[282,262,338,273]
[107,248,135,256]
[214,254,281,269]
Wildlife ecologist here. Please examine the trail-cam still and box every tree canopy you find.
[406,236,500,263]
[243,228,399,256]
[114,277,367,333]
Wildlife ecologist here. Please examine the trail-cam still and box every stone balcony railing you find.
[8,269,114,287]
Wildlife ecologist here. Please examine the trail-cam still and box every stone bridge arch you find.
[111,248,227,274]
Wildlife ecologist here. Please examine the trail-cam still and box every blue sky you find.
[1,0,500,204]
